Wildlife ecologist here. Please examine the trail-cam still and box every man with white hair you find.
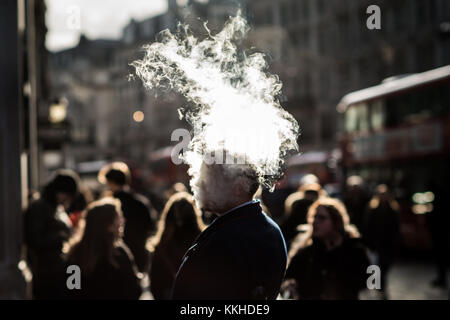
[171,160,288,300]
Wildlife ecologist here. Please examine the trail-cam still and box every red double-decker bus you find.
[337,65,450,251]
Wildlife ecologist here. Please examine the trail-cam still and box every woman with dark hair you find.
[98,161,156,274]
[282,182,324,250]
[147,192,206,300]
[283,197,370,300]
[65,197,142,299]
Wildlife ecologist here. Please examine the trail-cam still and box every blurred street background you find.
[0,0,449,299]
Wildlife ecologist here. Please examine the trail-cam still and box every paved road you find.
[360,259,449,300]
[141,259,449,300]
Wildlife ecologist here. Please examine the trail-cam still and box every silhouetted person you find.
[282,182,323,249]
[426,181,449,288]
[24,170,79,299]
[65,198,142,299]
[148,192,206,300]
[171,161,287,299]
[68,188,93,229]
[98,162,156,273]
[362,184,401,298]
[343,175,371,230]
[283,197,370,300]
[163,182,188,200]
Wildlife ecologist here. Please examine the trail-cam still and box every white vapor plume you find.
[131,12,300,191]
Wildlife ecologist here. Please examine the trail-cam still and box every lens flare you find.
[131,12,300,191]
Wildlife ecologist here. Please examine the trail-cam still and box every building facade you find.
[48,0,450,174]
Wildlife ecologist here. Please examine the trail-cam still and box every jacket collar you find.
[179,200,263,265]
[195,200,262,244]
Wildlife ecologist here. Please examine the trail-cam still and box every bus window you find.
[357,103,369,132]
[370,100,384,131]
[432,84,450,116]
[345,103,369,133]
[386,83,450,127]
[345,105,358,133]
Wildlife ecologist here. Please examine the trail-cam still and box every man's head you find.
[98,162,131,193]
[192,161,259,214]
[44,169,80,210]
[299,182,322,201]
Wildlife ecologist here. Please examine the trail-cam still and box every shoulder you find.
[223,210,284,243]
[342,238,369,258]
[345,237,366,249]
[25,199,52,218]
[27,198,51,211]
[115,242,135,263]
[208,212,286,262]
[286,243,314,277]
[286,191,302,202]
[285,192,303,207]
[292,242,314,259]
[127,192,151,212]
[133,193,150,206]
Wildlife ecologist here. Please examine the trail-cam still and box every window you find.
[345,105,358,133]
[385,83,450,127]
[345,103,369,133]
[291,0,300,23]
[317,0,325,14]
[302,0,309,21]
[280,2,290,26]
[370,100,384,131]
[356,103,369,132]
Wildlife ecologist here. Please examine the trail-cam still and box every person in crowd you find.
[283,197,370,300]
[171,161,287,300]
[343,175,371,230]
[282,181,323,249]
[98,162,156,274]
[261,186,295,224]
[362,184,401,298]
[164,182,188,199]
[67,188,93,229]
[425,180,449,288]
[65,197,142,299]
[148,192,206,300]
[24,170,79,299]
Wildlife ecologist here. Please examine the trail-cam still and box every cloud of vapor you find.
[131,12,300,191]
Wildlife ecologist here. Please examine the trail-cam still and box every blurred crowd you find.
[22,163,448,300]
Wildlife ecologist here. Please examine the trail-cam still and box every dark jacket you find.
[362,204,401,263]
[65,243,142,300]
[114,190,155,273]
[171,200,287,300]
[150,230,202,300]
[150,243,186,300]
[24,198,72,299]
[285,237,370,300]
[282,198,315,249]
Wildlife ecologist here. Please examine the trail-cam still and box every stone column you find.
[0,0,27,299]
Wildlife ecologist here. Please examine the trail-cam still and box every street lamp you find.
[49,97,68,123]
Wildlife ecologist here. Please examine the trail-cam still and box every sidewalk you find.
[360,260,449,300]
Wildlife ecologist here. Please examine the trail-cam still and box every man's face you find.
[193,163,229,213]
